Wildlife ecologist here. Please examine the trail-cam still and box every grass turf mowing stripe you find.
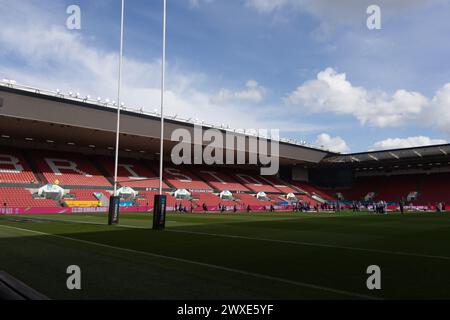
[0,223,379,300]
[24,215,450,262]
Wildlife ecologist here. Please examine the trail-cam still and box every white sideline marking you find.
[14,216,450,262]
[0,224,378,300]
[27,216,450,262]
[168,229,450,261]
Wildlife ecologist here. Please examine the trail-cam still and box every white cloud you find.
[245,0,289,13]
[0,0,320,135]
[369,136,448,151]
[246,0,438,41]
[189,0,213,8]
[427,84,450,134]
[314,133,350,153]
[211,80,266,105]
[246,0,432,17]
[285,68,450,133]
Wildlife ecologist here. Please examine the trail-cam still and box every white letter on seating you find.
[200,171,226,184]
[0,155,24,173]
[119,164,146,180]
[165,168,192,182]
[236,174,262,185]
[45,158,92,177]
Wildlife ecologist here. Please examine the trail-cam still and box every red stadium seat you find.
[96,156,167,188]
[33,151,111,187]
[196,169,249,191]
[230,170,280,193]
[234,193,272,207]
[0,148,38,184]
[0,187,58,208]
[290,181,335,201]
[151,165,212,191]
[260,176,298,194]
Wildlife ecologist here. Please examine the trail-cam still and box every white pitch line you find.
[23,216,450,262]
[167,229,450,261]
[0,223,378,300]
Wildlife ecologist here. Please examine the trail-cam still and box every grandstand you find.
[0,84,450,212]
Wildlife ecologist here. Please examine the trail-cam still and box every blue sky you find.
[1,0,450,153]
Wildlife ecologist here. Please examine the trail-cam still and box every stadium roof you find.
[0,80,328,152]
[0,81,332,165]
[323,144,450,164]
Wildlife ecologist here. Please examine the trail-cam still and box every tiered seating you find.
[0,188,58,208]
[154,165,212,191]
[234,193,272,207]
[261,176,298,194]
[196,169,249,191]
[375,175,420,202]
[296,194,319,205]
[335,175,422,202]
[0,148,38,184]
[96,156,166,188]
[291,181,335,201]
[230,170,280,193]
[334,176,381,201]
[419,173,450,204]
[33,151,111,186]
[66,189,108,201]
[192,192,234,207]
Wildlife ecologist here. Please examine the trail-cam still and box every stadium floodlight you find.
[97,97,102,102]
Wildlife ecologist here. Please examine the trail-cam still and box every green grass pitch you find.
[1,211,450,300]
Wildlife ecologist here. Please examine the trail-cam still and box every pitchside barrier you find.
[0,271,49,300]
[0,205,297,215]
